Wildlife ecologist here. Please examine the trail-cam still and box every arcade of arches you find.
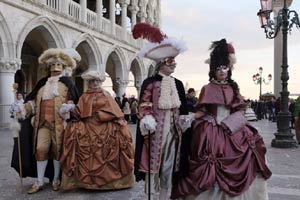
[0,0,160,126]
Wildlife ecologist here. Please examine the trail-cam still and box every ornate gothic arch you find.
[105,46,127,80]
[72,33,102,70]
[16,15,65,58]
[0,11,14,59]
[129,56,144,86]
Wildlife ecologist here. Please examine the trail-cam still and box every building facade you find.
[0,0,160,127]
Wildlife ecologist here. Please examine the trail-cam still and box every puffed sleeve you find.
[138,81,154,118]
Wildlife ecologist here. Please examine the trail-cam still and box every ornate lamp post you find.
[252,67,272,100]
[257,0,299,148]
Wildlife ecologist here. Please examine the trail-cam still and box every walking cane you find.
[17,130,23,193]
[11,83,23,192]
[148,130,151,200]
[10,118,23,193]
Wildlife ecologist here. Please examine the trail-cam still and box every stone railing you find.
[87,8,97,28]
[68,0,80,20]
[115,25,123,40]
[33,0,143,48]
[102,18,111,34]
[44,0,60,11]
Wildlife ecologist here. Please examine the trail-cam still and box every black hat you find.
[205,39,236,72]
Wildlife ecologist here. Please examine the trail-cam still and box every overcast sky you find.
[160,0,300,100]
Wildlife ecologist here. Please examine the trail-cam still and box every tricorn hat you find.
[132,23,187,62]
[38,48,76,69]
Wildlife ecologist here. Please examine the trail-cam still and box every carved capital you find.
[139,0,148,7]
[147,16,154,24]
[137,11,147,19]
[130,0,139,6]
[118,0,130,6]
[0,58,21,73]
[114,78,129,86]
[129,5,139,13]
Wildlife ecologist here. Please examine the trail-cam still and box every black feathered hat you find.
[205,39,236,72]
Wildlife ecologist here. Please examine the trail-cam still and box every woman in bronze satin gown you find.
[60,70,134,190]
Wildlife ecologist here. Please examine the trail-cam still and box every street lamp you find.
[252,67,272,100]
[257,0,299,148]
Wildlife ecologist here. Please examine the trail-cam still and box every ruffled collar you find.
[210,79,228,85]
[158,72,181,109]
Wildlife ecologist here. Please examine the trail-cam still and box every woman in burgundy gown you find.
[171,39,272,200]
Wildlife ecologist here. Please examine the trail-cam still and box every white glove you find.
[140,115,157,136]
[60,103,75,114]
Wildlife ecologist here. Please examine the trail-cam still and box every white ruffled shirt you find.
[158,72,181,109]
[42,74,62,100]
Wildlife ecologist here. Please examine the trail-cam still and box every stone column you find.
[80,0,87,23]
[138,0,148,23]
[273,29,282,98]
[96,0,103,30]
[59,0,68,13]
[40,0,47,5]
[0,59,21,127]
[135,83,141,98]
[110,0,116,35]
[129,5,139,29]
[119,0,130,39]
[119,0,129,28]
[113,79,129,98]
[138,10,147,23]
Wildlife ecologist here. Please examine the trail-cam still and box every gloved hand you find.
[140,115,157,136]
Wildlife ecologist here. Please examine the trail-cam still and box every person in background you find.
[130,98,138,124]
[114,96,122,108]
[122,97,131,122]
[186,88,197,113]
[294,95,300,144]
[9,91,25,119]
[289,98,295,129]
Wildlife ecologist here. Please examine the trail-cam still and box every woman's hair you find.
[16,91,24,98]
[209,70,240,98]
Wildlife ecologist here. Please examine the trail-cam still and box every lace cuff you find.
[178,113,195,132]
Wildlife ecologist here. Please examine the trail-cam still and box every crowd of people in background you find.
[114,87,199,125]
[114,92,299,132]
[114,94,139,124]
[247,97,297,129]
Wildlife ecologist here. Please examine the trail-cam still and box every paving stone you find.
[0,121,299,199]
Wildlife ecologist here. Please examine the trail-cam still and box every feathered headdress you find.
[204,38,236,71]
[132,23,187,62]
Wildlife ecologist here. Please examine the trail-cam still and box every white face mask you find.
[216,65,229,73]
[215,65,229,81]
[50,62,63,72]
[87,79,101,90]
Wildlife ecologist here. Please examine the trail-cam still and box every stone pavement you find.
[0,120,299,200]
